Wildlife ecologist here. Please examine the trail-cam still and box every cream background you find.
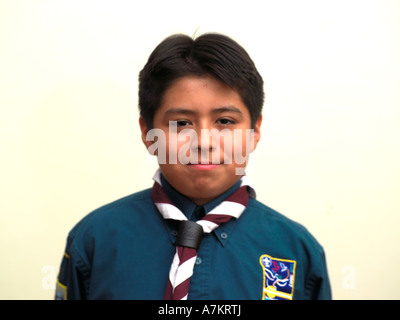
[1,0,399,299]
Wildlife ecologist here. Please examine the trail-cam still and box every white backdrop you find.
[1,0,399,299]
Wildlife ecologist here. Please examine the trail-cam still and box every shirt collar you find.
[160,173,242,221]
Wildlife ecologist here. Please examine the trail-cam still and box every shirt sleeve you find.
[55,236,90,300]
[304,248,332,300]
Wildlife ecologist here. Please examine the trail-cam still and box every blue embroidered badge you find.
[259,254,296,300]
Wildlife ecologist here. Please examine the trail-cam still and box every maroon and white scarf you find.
[151,169,255,300]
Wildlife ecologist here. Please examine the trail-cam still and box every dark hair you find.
[138,33,264,128]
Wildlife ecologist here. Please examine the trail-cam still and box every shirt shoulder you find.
[65,189,156,262]
[69,188,152,234]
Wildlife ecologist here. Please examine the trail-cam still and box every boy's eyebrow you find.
[211,106,243,116]
[164,106,243,116]
[164,108,198,116]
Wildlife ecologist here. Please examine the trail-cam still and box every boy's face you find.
[140,75,261,205]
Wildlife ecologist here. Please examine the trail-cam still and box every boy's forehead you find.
[167,75,229,91]
[157,75,250,116]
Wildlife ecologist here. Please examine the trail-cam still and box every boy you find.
[55,33,331,300]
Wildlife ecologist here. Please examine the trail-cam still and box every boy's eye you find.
[216,118,235,125]
[176,120,191,127]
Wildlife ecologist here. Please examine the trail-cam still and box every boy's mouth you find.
[187,164,220,170]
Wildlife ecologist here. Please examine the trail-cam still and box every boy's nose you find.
[189,128,216,153]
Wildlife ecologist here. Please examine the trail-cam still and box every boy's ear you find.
[139,117,153,150]
[252,115,262,151]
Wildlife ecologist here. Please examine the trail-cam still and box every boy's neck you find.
[159,173,241,217]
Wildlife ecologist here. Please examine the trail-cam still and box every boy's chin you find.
[159,163,244,204]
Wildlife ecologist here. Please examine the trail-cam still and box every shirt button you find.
[172,230,178,237]
[195,257,202,265]
[220,232,228,239]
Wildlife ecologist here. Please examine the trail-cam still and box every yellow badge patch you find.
[259,254,296,300]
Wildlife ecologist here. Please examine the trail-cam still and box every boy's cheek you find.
[165,132,197,165]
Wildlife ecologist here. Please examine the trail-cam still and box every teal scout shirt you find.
[56,175,331,300]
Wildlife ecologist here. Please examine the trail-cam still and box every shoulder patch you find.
[55,279,67,300]
[259,254,296,300]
